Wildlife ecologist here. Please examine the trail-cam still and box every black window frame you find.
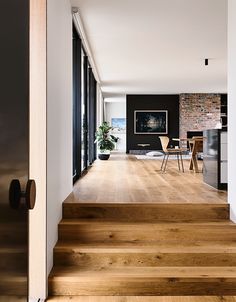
[72,24,82,183]
[72,22,97,183]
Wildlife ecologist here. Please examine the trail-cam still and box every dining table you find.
[172,137,204,173]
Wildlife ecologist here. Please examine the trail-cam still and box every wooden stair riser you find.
[54,250,236,267]
[58,223,236,243]
[48,278,236,296]
[63,204,229,221]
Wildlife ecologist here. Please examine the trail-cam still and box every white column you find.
[29,0,47,299]
[47,0,73,278]
[228,0,236,221]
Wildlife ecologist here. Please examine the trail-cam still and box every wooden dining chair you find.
[159,136,185,172]
[189,136,204,173]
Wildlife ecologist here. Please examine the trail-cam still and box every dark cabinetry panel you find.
[126,95,179,152]
[221,94,227,129]
[203,129,227,190]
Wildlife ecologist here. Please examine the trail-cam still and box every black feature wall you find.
[126,95,179,152]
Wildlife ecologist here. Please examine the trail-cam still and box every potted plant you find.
[95,121,115,160]
[110,134,120,150]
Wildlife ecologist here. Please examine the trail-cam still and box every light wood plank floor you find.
[67,152,227,204]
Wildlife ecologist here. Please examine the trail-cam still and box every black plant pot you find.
[98,153,110,160]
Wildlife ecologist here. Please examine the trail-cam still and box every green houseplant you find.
[95,121,115,160]
[110,134,120,150]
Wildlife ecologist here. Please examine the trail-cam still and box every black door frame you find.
[88,68,97,164]
[82,53,89,171]
[72,24,82,183]
[72,22,97,183]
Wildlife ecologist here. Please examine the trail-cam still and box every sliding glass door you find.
[81,52,88,171]
[88,67,97,164]
[72,25,81,182]
[73,24,97,183]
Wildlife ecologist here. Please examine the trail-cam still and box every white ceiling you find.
[70,0,227,96]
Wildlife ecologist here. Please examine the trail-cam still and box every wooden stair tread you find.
[50,201,236,295]
[63,202,228,206]
[49,266,236,295]
[55,242,236,253]
[49,266,236,279]
[46,296,236,302]
[60,219,234,225]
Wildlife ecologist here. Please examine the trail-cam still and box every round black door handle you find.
[25,179,36,210]
[9,179,36,210]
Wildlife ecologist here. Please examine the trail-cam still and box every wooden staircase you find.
[48,203,236,296]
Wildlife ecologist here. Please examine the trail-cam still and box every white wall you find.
[228,0,236,221]
[105,97,126,151]
[47,0,73,278]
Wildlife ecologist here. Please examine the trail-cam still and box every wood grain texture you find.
[58,220,236,243]
[63,203,229,221]
[46,297,236,302]
[66,153,227,204]
[48,153,232,298]
[51,216,236,295]
[54,242,236,267]
[49,266,236,296]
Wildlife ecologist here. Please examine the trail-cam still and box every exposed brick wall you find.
[179,94,221,139]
